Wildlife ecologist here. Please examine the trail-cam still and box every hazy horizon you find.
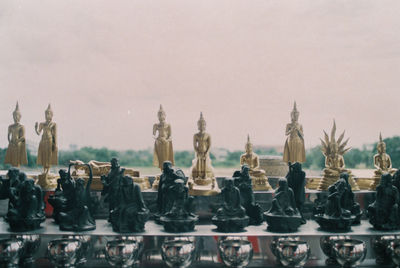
[1,1,399,151]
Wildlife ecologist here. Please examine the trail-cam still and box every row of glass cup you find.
[1,235,400,267]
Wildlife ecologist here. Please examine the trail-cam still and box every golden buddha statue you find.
[240,135,272,190]
[188,112,220,196]
[152,105,174,190]
[369,133,396,190]
[283,102,306,164]
[35,104,58,189]
[4,102,28,167]
[317,121,359,191]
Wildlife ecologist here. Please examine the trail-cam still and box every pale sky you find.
[0,0,399,151]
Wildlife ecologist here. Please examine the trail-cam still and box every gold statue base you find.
[188,177,220,196]
[152,175,161,190]
[35,173,58,190]
[252,176,273,191]
[369,171,395,191]
[317,173,360,191]
[306,176,321,190]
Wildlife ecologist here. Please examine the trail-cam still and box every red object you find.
[43,191,54,217]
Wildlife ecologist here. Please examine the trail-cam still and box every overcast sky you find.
[0,0,399,151]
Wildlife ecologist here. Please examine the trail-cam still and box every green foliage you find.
[175,151,195,167]
[302,146,325,170]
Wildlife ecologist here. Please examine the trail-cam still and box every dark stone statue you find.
[110,175,149,232]
[212,177,249,232]
[159,172,198,232]
[57,164,96,231]
[392,169,400,192]
[6,177,46,231]
[314,177,356,231]
[101,157,125,221]
[48,167,76,224]
[0,168,24,212]
[286,162,306,224]
[155,161,187,223]
[233,165,263,225]
[336,172,362,224]
[264,178,302,232]
[367,173,400,230]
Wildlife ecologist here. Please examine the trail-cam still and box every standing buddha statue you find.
[4,102,28,167]
[35,104,58,189]
[152,105,174,190]
[283,102,306,164]
[318,121,359,191]
[239,135,272,190]
[188,113,220,196]
[369,133,396,190]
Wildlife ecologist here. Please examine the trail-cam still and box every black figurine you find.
[264,178,302,232]
[233,165,263,225]
[109,175,149,232]
[0,168,24,213]
[159,177,198,232]
[6,177,46,231]
[286,162,306,224]
[367,173,400,230]
[48,167,76,224]
[155,161,187,223]
[212,177,249,232]
[337,173,362,224]
[58,164,96,231]
[101,157,124,221]
[392,169,400,192]
[314,178,355,231]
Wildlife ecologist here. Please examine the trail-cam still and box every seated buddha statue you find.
[239,135,272,190]
[370,133,397,190]
[212,177,249,232]
[318,121,359,191]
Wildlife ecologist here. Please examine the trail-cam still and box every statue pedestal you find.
[369,170,396,190]
[152,175,160,190]
[35,173,58,190]
[7,216,45,231]
[159,215,198,233]
[133,177,151,191]
[259,156,289,177]
[314,215,355,232]
[263,213,302,232]
[211,216,249,232]
[251,175,272,191]
[317,173,360,191]
[369,174,381,191]
[188,179,221,196]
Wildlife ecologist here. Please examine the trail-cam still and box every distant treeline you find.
[0,136,400,170]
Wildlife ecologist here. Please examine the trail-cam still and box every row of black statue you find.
[0,160,399,232]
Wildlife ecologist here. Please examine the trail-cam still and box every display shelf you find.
[0,219,396,237]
